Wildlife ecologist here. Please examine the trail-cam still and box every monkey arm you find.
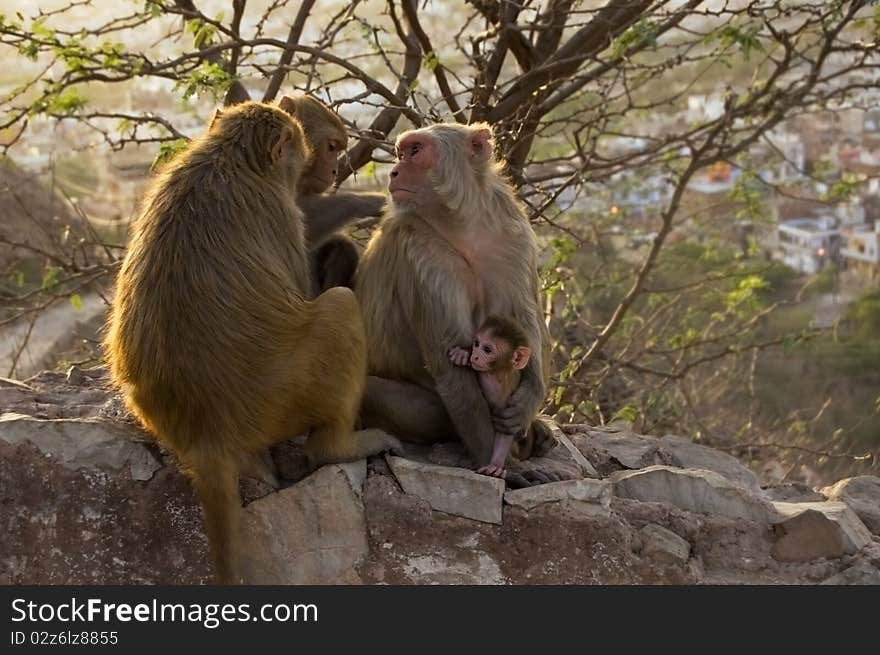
[491,352,546,436]
[300,191,387,247]
[431,363,496,466]
[412,302,496,466]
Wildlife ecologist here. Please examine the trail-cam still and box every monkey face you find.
[389,132,438,205]
[470,333,503,372]
[299,137,343,195]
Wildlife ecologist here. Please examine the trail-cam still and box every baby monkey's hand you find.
[447,345,472,367]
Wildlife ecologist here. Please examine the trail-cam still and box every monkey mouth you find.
[389,185,413,197]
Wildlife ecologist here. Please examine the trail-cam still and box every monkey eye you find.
[472,339,479,348]
[327,142,337,153]
[482,345,492,354]
[409,143,421,156]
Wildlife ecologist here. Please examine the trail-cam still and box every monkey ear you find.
[512,346,531,370]
[272,128,294,166]
[209,108,224,131]
[467,126,493,162]
[278,95,297,116]
[223,81,251,107]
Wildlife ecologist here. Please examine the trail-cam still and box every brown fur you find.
[276,94,386,292]
[480,315,530,355]
[279,95,347,156]
[105,101,398,583]
[356,123,551,466]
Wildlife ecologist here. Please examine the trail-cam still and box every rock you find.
[771,501,873,562]
[386,456,504,524]
[639,523,691,564]
[763,482,826,503]
[400,552,510,584]
[541,419,599,478]
[612,465,776,522]
[820,561,880,585]
[270,439,311,484]
[504,479,611,515]
[413,434,589,486]
[586,430,667,469]
[240,465,367,584]
[239,476,276,505]
[1,369,116,421]
[1,440,210,584]
[0,412,161,481]
[339,459,367,496]
[660,435,759,490]
[359,474,665,584]
[821,476,880,534]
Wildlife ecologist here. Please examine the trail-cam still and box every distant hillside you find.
[0,157,83,272]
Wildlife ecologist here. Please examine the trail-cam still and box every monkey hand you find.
[492,395,532,436]
[447,346,471,367]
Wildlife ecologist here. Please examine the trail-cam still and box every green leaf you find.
[422,51,439,72]
[610,18,658,59]
[611,404,639,424]
[70,293,83,311]
[41,266,61,291]
[173,61,231,100]
[715,24,764,61]
[47,88,88,115]
[151,138,189,170]
[145,1,163,18]
[31,17,53,39]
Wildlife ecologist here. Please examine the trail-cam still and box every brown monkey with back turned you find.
[356,123,556,484]
[448,315,532,478]
[104,102,399,584]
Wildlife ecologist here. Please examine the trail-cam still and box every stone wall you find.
[2,369,878,585]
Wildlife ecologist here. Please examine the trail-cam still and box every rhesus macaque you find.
[104,102,399,584]
[356,123,555,481]
[448,316,532,478]
[227,90,385,295]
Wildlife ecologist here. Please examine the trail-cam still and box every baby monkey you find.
[448,316,532,478]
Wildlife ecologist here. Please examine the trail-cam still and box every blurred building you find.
[775,217,840,274]
[840,220,880,281]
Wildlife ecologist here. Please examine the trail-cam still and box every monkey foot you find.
[476,465,506,478]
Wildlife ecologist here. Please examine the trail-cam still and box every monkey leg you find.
[360,376,457,444]
[476,433,514,478]
[289,287,400,466]
[306,423,401,467]
[510,418,557,460]
[309,234,359,295]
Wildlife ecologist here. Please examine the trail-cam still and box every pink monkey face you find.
[388,132,438,203]
[470,331,503,372]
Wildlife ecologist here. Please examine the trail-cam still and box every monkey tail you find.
[186,451,242,585]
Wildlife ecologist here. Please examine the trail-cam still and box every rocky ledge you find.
[1,368,878,585]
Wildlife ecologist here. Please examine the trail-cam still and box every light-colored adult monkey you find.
[356,123,554,479]
[105,102,399,584]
